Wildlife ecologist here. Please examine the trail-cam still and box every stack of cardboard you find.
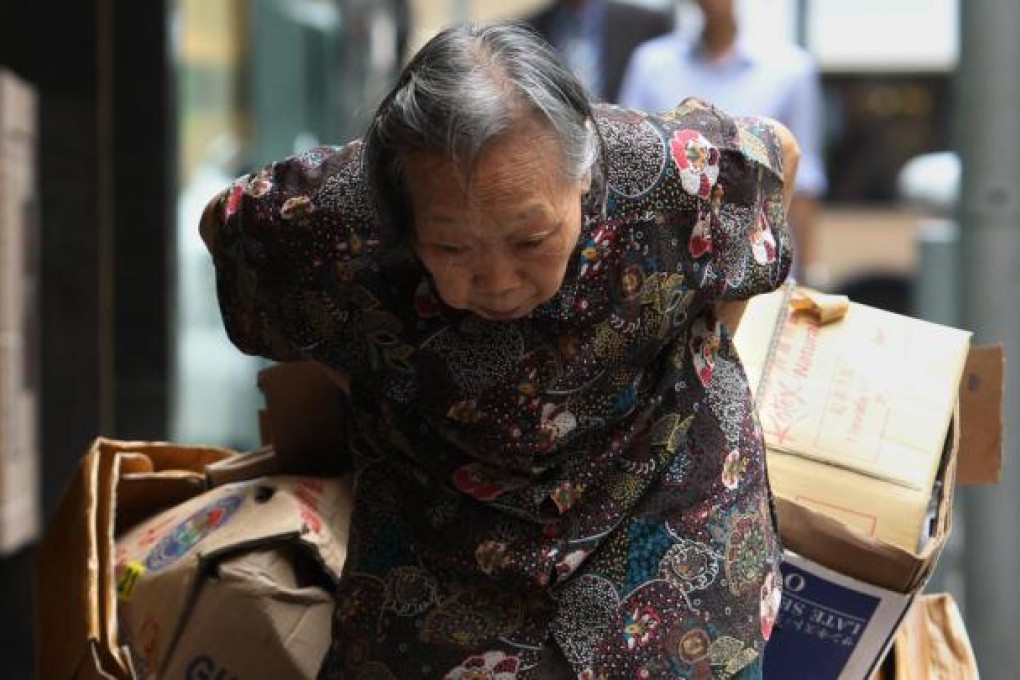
[733,283,1003,679]
[0,66,39,556]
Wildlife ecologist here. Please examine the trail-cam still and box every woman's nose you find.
[473,251,522,296]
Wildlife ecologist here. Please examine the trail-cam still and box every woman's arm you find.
[200,142,373,365]
[716,119,801,334]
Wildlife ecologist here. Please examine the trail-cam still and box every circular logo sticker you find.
[144,494,243,571]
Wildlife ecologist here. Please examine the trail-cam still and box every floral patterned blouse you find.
[201,99,792,679]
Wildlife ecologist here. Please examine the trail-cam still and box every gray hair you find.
[363,21,605,245]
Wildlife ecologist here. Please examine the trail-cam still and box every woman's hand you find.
[766,118,802,216]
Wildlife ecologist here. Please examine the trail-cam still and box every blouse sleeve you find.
[199,142,380,366]
[661,98,794,301]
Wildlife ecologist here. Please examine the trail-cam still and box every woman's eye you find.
[517,236,548,250]
[435,243,465,254]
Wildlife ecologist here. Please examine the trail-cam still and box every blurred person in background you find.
[525,0,672,103]
[619,0,827,285]
[202,21,800,678]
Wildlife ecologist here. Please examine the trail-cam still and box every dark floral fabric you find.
[201,99,792,679]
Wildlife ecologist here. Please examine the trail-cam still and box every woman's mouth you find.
[476,305,525,321]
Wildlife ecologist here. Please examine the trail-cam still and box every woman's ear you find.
[579,170,593,194]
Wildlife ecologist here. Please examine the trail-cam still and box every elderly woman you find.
[202,21,798,680]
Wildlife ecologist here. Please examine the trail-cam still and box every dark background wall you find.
[0,1,171,675]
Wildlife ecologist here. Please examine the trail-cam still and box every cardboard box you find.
[0,66,39,556]
[732,284,1004,679]
[736,284,972,552]
[35,437,357,679]
[36,439,241,678]
[115,475,352,679]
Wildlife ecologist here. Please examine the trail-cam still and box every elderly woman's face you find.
[406,117,589,322]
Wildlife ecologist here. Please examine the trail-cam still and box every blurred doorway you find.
[171,0,405,449]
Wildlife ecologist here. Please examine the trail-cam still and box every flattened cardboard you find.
[0,66,39,555]
[159,547,335,679]
[867,593,979,680]
[38,359,362,680]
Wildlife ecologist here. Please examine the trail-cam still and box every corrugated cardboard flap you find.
[775,411,960,594]
[191,476,351,582]
[160,547,336,679]
[257,361,350,476]
[872,593,979,679]
[34,440,167,679]
[776,496,945,594]
[192,479,333,565]
[35,438,109,680]
[956,344,1004,484]
[115,442,236,534]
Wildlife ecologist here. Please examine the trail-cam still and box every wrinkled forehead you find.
[403,112,568,193]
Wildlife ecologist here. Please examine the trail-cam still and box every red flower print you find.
[452,463,507,501]
[224,184,244,219]
[750,202,777,265]
[414,280,441,318]
[760,569,782,639]
[689,315,720,387]
[444,650,520,679]
[689,208,713,258]
[280,194,313,220]
[555,548,589,578]
[245,169,273,197]
[623,604,662,650]
[721,449,746,490]
[540,403,577,443]
[670,129,720,198]
[549,480,585,513]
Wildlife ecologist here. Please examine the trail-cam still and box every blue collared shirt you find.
[619,32,827,195]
